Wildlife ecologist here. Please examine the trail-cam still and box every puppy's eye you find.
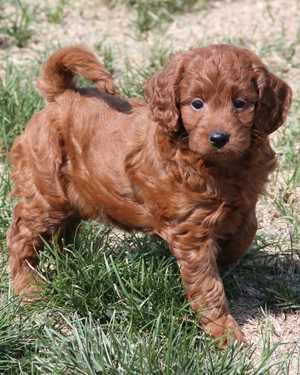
[233,99,247,110]
[191,98,204,111]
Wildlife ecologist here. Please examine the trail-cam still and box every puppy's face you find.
[179,57,259,162]
[145,45,292,165]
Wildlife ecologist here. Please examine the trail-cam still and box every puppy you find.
[7,45,292,345]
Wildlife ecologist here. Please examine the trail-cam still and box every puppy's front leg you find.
[171,234,244,346]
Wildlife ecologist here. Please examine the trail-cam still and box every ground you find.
[0,0,299,373]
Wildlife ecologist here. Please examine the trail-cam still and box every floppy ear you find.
[254,68,292,134]
[144,54,186,134]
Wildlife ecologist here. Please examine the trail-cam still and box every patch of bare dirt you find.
[235,302,300,373]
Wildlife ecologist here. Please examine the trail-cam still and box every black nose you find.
[209,132,230,149]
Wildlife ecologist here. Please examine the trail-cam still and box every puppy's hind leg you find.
[7,196,73,301]
[218,210,257,267]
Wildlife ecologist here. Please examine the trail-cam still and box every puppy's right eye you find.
[233,99,247,110]
[191,98,204,111]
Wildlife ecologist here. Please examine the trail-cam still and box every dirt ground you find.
[1,0,300,76]
[1,0,299,372]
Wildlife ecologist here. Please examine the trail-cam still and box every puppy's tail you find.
[37,46,117,102]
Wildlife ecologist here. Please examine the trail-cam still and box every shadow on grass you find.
[222,236,300,328]
[35,223,300,331]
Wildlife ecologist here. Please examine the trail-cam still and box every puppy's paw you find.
[19,285,43,305]
[204,314,246,348]
[12,271,43,304]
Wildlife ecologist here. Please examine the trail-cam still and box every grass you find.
[0,4,300,372]
[107,0,208,33]
[0,64,42,158]
[0,0,35,48]
[46,0,69,24]
[0,223,298,373]
[119,43,170,97]
[94,42,116,75]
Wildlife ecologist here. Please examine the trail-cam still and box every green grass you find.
[0,64,42,158]
[108,0,208,33]
[46,0,69,24]
[0,0,35,48]
[94,42,116,75]
[1,224,298,373]
[0,28,300,374]
[119,43,170,97]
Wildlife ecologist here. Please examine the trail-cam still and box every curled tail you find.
[37,45,117,102]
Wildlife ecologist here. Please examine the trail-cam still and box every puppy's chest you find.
[131,165,256,235]
[159,178,248,230]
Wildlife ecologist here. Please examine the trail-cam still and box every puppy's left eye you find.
[233,99,247,109]
[191,98,204,111]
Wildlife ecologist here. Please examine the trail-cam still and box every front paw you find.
[204,314,246,348]
[11,271,43,303]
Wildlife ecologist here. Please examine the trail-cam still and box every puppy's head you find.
[145,44,292,164]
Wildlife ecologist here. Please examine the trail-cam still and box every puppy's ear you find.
[254,68,292,134]
[144,54,186,134]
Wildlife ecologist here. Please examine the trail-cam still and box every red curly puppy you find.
[7,44,292,345]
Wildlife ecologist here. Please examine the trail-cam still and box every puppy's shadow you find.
[86,229,300,327]
[108,231,300,327]
[58,226,299,328]
[221,241,300,327]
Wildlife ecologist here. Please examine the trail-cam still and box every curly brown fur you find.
[7,44,292,345]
